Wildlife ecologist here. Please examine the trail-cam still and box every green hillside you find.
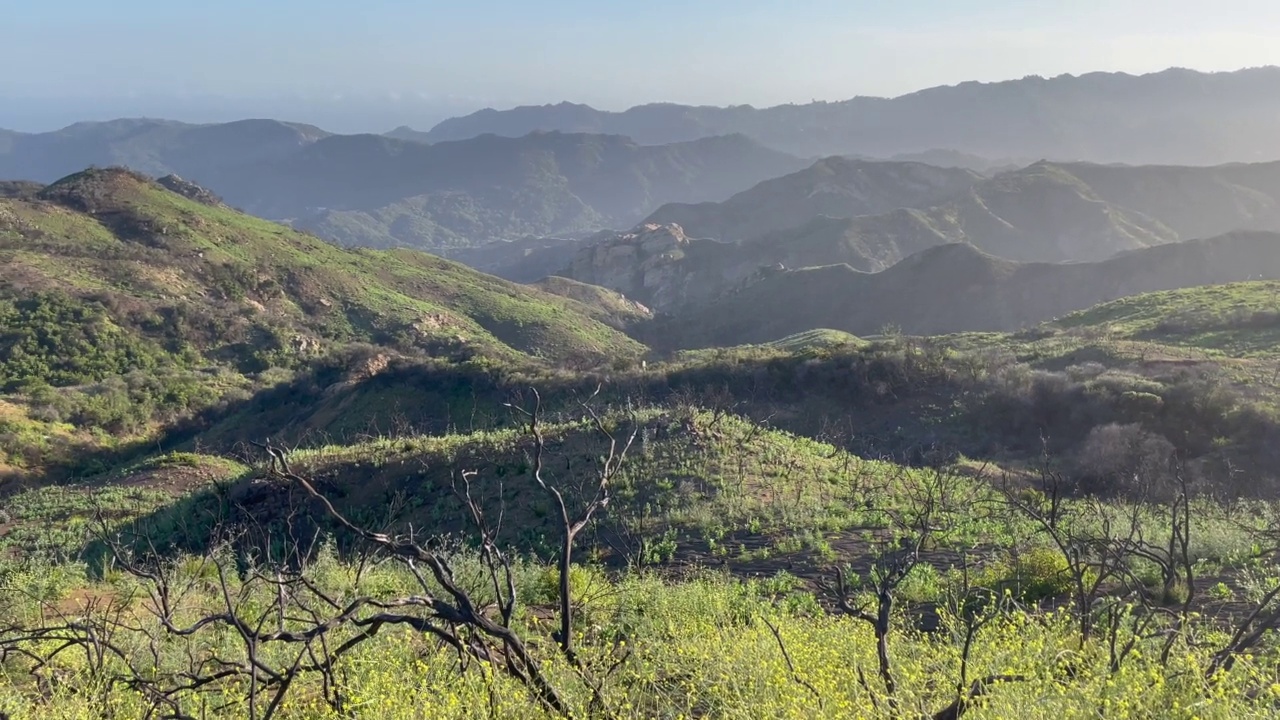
[0,167,644,478]
[3,168,644,367]
[1055,281,1280,358]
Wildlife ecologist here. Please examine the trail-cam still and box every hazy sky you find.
[4,0,1280,131]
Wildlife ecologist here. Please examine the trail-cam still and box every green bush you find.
[0,292,166,390]
[976,547,1077,603]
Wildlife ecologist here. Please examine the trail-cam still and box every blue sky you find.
[4,1,1280,131]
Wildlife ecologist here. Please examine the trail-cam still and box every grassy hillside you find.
[648,233,1280,348]
[4,167,643,364]
[0,167,644,478]
[1055,281,1280,359]
[4,246,1280,717]
[530,275,654,328]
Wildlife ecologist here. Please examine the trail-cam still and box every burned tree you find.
[505,386,637,661]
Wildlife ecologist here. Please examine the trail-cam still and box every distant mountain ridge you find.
[227,131,807,248]
[415,67,1280,165]
[0,118,330,181]
[0,122,805,249]
[646,232,1280,348]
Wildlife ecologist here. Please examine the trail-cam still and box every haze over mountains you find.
[0,120,804,249]
[488,156,1280,317]
[5,65,1280,355]
[415,67,1280,165]
[645,232,1280,348]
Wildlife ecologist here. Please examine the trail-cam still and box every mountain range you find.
[523,157,1280,313]
[0,121,805,250]
[412,67,1280,165]
[644,232,1280,348]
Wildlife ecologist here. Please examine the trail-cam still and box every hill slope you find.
[417,67,1280,165]
[0,167,645,376]
[559,166,1178,312]
[644,157,982,241]
[647,232,1280,347]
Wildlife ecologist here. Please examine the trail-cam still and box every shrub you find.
[977,546,1077,603]
[1074,423,1175,498]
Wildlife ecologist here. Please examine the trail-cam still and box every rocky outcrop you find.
[564,223,761,313]
[157,175,224,206]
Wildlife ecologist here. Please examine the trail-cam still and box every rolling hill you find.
[643,157,982,241]
[648,158,1280,251]
[645,232,1280,348]
[415,67,1280,165]
[0,167,645,376]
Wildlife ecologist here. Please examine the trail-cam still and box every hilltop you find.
[416,67,1280,164]
[647,233,1280,347]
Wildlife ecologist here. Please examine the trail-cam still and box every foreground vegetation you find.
[6,553,1280,719]
[4,434,1280,719]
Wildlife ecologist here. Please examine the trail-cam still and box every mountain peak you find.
[38,166,154,211]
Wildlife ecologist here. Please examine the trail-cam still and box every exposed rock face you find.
[565,224,754,312]
[157,175,223,206]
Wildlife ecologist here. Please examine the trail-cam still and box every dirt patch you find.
[118,462,236,496]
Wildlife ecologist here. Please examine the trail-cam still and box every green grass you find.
[0,452,249,563]
[1055,281,1280,358]
[763,329,865,352]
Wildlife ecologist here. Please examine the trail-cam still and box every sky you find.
[4,0,1280,132]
